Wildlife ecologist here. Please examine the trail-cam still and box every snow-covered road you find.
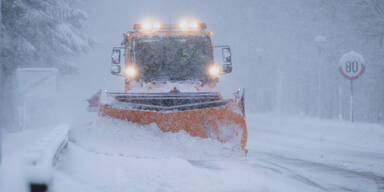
[2,113,384,192]
[51,113,384,192]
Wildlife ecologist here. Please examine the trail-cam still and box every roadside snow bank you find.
[1,128,49,192]
[0,125,69,192]
[70,113,244,160]
[0,158,28,192]
[24,124,69,184]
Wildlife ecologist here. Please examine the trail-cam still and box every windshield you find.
[133,35,213,82]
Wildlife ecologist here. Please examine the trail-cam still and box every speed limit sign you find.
[338,51,365,123]
[339,51,365,80]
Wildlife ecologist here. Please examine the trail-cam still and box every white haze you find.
[1,1,384,191]
[68,0,384,124]
[1,0,384,131]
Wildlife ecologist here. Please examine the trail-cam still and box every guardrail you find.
[24,124,69,192]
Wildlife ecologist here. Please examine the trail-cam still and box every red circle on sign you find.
[339,64,365,80]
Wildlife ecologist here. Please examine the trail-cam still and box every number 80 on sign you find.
[339,51,365,80]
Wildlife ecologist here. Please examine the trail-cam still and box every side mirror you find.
[111,48,121,64]
[223,64,232,73]
[111,64,121,75]
[222,47,232,73]
[222,47,232,63]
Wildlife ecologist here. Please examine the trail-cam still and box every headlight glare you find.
[208,64,221,78]
[125,66,137,78]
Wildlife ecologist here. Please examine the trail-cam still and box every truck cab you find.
[110,21,233,92]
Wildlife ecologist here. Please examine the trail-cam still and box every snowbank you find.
[57,144,319,192]
[0,124,69,192]
[24,124,69,184]
[69,113,244,160]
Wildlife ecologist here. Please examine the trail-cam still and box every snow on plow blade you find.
[99,91,248,153]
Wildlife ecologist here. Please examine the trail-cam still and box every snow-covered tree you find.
[1,0,89,72]
[0,0,89,128]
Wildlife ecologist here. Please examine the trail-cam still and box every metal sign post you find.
[339,51,365,122]
[0,125,2,164]
[338,87,343,120]
[350,80,354,122]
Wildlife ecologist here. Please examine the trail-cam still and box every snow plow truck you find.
[92,21,247,153]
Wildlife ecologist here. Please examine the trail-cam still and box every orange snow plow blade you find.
[99,92,247,152]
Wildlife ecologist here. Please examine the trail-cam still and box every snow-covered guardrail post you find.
[24,124,69,192]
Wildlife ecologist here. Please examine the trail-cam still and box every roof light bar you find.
[133,21,207,32]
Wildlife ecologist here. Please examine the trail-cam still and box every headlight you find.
[153,22,161,30]
[125,66,137,78]
[208,64,221,78]
[178,21,206,31]
[189,22,199,29]
[179,21,188,30]
[142,22,152,30]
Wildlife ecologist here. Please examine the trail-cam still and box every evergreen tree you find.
[1,0,89,73]
[0,0,88,128]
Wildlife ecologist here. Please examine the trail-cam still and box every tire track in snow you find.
[253,152,384,192]
[187,151,384,192]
